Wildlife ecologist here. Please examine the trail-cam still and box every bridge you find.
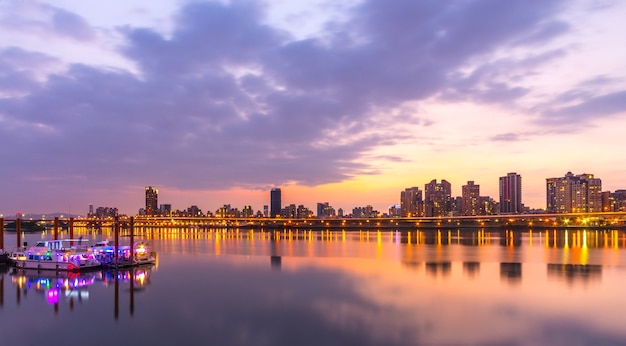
[3,211,623,231]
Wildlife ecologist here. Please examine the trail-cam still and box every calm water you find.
[1,228,626,346]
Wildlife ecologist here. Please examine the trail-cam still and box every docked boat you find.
[0,249,8,264]
[92,240,156,268]
[13,239,101,272]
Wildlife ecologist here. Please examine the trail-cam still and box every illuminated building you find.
[270,188,281,218]
[462,181,480,216]
[546,172,602,213]
[389,204,401,217]
[145,186,158,215]
[400,187,423,217]
[480,196,498,215]
[352,205,377,218]
[424,179,451,217]
[499,173,522,214]
[280,204,311,218]
[242,205,254,218]
[186,205,202,217]
[94,207,118,218]
[159,204,172,215]
[317,202,336,218]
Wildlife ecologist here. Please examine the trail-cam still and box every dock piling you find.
[16,218,21,249]
[69,218,74,246]
[114,216,119,266]
[54,217,59,240]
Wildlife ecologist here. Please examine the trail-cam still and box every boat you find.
[13,239,101,272]
[0,249,8,264]
[92,240,156,268]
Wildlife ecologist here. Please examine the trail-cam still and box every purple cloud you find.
[0,4,95,42]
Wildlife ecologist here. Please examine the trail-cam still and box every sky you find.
[0,0,625,216]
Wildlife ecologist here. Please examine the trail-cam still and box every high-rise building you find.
[462,181,480,216]
[270,188,282,217]
[400,187,423,217]
[89,204,94,216]
[145,186,158,215]
[499,173,522,214]
[424,179,451,217]
[546,172,602,213]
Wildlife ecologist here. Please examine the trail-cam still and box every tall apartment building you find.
[499,173,522,214]
[424,179,451,217]
[462,181,481,216]
[546,172,602,213]
[145,186,158,215]
[400,187,423,217]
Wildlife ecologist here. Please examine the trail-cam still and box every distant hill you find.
[3,220,47,232]
[13,213,82,220]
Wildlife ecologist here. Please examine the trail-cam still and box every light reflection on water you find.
[1,228,626,345]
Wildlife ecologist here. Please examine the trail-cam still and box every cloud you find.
[0,0,575,201]
[0,3,95,41]
[544,90,626,123]
[491,133,522,142]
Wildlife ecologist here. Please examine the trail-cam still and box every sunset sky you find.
[1,0,625,216]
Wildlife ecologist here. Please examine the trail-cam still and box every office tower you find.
[400,187,423,217]
[499,173,522,214]
[89,204,94,216]
[145,186,158,215]
[270,188,282,217]
[424,179,452,217]
[462,181,480,216]
[263,205,269,217]
[546,172,602,213]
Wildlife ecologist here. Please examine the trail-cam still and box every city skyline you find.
[1,1,625,215]
[13,169,624,218]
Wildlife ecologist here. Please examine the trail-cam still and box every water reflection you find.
[463,261,480,278]
[500,262,522,283]
[547,264,602,284]
[1,228,626,345]
[4,266,153,314]
[425,261,452,278]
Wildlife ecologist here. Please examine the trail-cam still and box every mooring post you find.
[114,216,119,266]
[0,217,4,251]
[54,217,59,240]
[16,218,21,248]
[130,217,134,264]
[69,218,74,246]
